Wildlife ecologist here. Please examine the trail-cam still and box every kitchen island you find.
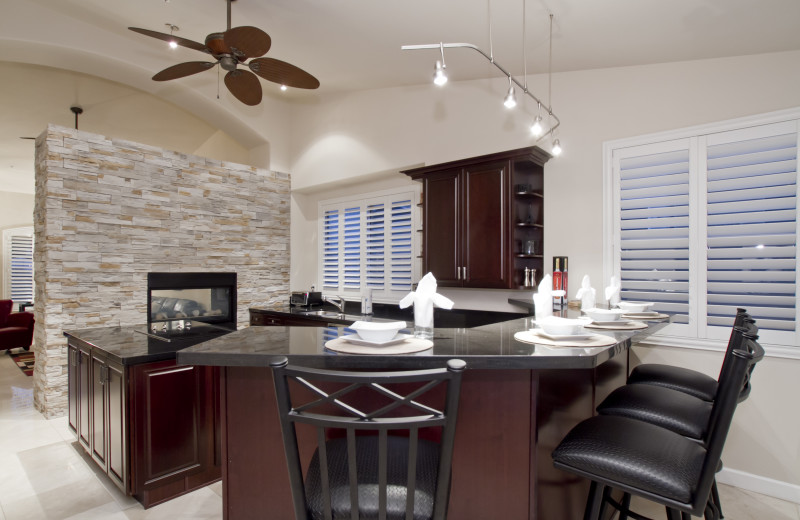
[177,315,666,520]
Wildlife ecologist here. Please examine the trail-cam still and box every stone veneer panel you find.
[33,124,290,418]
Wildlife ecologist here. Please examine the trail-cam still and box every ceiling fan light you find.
[552,139,562,156]
[169,40,178,49]
[503,78,516,109]
[433,60,448,86]
[280,84,288,91]
[530,115,543,136]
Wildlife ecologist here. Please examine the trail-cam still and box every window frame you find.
[317,185,421,304]
[603,107,800,357]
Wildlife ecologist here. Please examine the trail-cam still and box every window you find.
[606,110,799,350]
[2,226,35,303]
[319,187,420,302]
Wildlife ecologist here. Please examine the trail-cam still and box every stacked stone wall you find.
[33,125,290,418]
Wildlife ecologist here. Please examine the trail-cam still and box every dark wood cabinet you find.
[67,338,219,508]
[130,360,220,507]
[403,146,550,289]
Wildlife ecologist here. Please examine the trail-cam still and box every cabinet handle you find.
[456,267,461,280]
[463,266,467,280]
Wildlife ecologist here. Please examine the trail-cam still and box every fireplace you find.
[147,272,237,340]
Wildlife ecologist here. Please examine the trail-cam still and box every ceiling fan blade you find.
[224,26,271,60]
[128,27,210,54]
[152,61,216,81]
[224,70,263,106]
[248,58,320,89]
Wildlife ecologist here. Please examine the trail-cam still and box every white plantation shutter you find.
[704,123,798,343]
[319,188,418,301]
[609,112,800,348]
[3,227,34,302]
[615,142,693,333]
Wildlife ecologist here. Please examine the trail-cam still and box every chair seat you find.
[628,363,718,402]
[597,383,712,440]
[305,435,441,520]
[552,415,706,505]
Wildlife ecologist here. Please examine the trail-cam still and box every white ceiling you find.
[2,0,800,193]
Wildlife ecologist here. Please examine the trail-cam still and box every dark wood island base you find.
[217,357,627,519]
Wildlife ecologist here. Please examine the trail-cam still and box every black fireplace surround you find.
[147,272,237,332]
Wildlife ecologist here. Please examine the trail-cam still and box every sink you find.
[299,310,346,319]
[297,310,408,326]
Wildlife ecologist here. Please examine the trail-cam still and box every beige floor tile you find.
[716,483,799,520]
[122,487,222,520]
[62,501,130,520]
[208,481,223,498]
[1,476,116,520]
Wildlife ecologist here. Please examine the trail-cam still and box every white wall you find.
[0,192,35,298]
[286,50,800,498]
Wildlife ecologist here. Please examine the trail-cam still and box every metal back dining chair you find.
[270,357,466,520]
[552,336,765,520]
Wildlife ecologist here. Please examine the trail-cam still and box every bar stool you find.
[552,336,764,520]
[626,309,751,401]
[596,319,759,517]
[270,357,466,520]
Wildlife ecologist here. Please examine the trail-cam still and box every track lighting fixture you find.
[530,115,543,136]
[403,2,562,154]
[433,43,448,86]
[503,77,517,109]
[552,139,562,156]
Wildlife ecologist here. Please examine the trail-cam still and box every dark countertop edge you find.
[64,332,178,366]
[176,338,631,371]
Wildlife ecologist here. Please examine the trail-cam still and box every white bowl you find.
[583,308,626,322]
[617,301,655,313]
[537,316,587,336]
[349,321,407,343]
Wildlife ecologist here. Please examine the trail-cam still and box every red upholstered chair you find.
[0,300,35,353]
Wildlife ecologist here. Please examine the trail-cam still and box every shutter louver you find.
[322,209,340,289]
[365,203,385,289]
[706,132,797,333]
[343,206,361,289]
[618,149,691,324]
[390,199,413,290]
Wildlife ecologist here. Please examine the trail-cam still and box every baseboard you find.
[717,467,800,505]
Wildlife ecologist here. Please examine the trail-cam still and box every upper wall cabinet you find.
[402,146,551,289]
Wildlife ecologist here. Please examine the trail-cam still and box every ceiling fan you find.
[128,0,319,106]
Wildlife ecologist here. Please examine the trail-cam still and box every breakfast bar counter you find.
[177,317,666,520]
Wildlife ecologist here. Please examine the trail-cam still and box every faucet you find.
[323,295,346,314]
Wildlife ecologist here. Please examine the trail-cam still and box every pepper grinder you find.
[524,267,531,287]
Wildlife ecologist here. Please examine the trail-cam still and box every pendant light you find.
[433,43,448,86]
[503,77,517,108]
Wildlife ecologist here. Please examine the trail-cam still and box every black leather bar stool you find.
[626,309,751,401]
[596,319,759,517]
[270,357,466,520]
[552,336,764,520]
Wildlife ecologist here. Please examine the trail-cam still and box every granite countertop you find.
[177,315,668,371]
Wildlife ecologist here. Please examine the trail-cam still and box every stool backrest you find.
[271,357,466,520]
[696,336,764,511]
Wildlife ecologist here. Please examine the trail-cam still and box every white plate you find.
[340,333,412,347]
[591,320,630,326]
[623,311,660,317]
[531,329,594,341]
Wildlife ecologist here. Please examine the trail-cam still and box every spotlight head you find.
[503,77,516,108]
[552,139,562,156]
[530,115,543,136]
[433,60,448,86]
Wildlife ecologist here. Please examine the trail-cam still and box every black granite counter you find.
[63,321,234,365]
[178,315,667,370]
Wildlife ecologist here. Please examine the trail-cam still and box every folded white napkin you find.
[533,274,553,319]
[399,272,454,328]
[605,275,621,307]
[575,274,596,310]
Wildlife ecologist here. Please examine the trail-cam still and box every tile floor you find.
[1,350,798,520]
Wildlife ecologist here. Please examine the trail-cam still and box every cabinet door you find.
[105,360,127,492]
[131,360,206,491]
[90,351,107,470]
[67,343,78,435]
[423,170,461,286]
[462,161,510,288]
[78,345,91,451]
